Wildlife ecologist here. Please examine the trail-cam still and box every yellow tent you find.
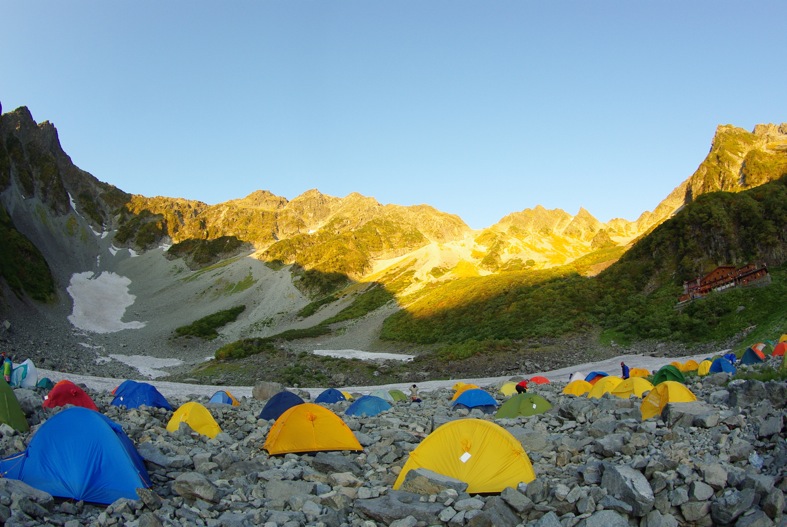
[264,403,362,455]
[611,377,654,399]
[562,379,592,396]
[670,361,683,371]
[697,360,712,376]
[167,402,222,439]
[587,376,623,399]
[682,360,699,372]
[451,384,479,401]
[393,419,535,494]
[499,382,518,397]
[452,382,466,391]
[629,367,650,378]
[341,391,354,401]
[640,381,697,420]
[780,334,787,343]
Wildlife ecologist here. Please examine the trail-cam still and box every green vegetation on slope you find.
[175,305,246,340]
[380,177,787,354]
[0,206,55,302]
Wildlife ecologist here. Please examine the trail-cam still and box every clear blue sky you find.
[2,2,785,229]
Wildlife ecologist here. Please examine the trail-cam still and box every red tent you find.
[43,380,98,411]
[529,376,550,385]
[772,342,787,357]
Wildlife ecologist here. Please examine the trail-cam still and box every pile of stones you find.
[0,356,784,527]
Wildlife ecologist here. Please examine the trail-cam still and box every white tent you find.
[11,359,38,388]
[568,371,587,383]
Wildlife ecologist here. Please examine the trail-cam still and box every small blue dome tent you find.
[723,352,738,364]
[0,407,151,504]
[111,380,172,410]
[710,357,737,374]
[208,390,239,406]
[451,389,498,413]
[345,395,392,417]
[315,388,346,404]
[259,391,305,421]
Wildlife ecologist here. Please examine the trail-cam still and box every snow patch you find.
[108,354,183,379]
[312,349,414,362]
[67,271,147,333]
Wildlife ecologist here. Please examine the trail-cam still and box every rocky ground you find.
[0,354,785,526]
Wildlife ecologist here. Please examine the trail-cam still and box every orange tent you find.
[264,403,362,455]
[529,376,550,385]
[772,342,787,357]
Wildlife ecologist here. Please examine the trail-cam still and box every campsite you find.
[0,345,785,526]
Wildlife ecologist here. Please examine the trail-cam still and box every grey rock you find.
[601,463,654,516]
[577,509,631,527]
[690,480,715,501]
[138,512,164,527]
[465,496,519,527]
[12,389,40,415]
[712,488,757,525]
[699,462,729,489]
[663,401,719,428]
[757,416,783,438]
[500,486,530,513]
[252,381,283,401]
[533,511,562,527]
[762,488,784,520]
[172,472,219,503]
[642,509,679,527]
[310,451,364,476]
[397,468,469,495]
[354,490,445,524]
[137,487,163,510]
[681,501,712,523]
[734,510,775,527]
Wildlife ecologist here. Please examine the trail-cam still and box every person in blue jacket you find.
[620,361,630,380]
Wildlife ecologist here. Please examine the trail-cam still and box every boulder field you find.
[0,359,785,527]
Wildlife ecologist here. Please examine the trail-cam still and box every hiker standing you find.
[620,361,630,380]
[409,384,421,402]
[2,353,12,383]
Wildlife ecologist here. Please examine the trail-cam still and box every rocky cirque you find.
[1,357,785,527]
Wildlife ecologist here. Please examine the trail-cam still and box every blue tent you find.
[585,371,608,383]
[451,389,498,413]
[208,390,238,405]
[111,380,172,410]
[315,388,346,404]
[0,407,151,504]
[723,352,738,364]
[259,391,305,421]
[710,357,737,374]
[345,395,392,417]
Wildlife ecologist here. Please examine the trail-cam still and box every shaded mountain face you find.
[1,105,786,358]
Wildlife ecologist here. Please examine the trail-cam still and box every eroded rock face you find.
[0,355,785,526]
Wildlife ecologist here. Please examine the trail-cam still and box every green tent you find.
[389,389,408,402]
[495,393,552,419]
[652,364,685,385]
[0,379,29,432]
[36,377,54,390]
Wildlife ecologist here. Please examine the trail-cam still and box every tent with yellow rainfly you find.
[451,383,479,401]
[499,382,518,397]
[611,377,654,399]
[640,381,697,420]
[562,379,592,396]
[167,402,222,439]
[587,375,623,399]
[393,419,536,494]
[697,360,712,376]
[629,367,650,378]
[264,403,362,455]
